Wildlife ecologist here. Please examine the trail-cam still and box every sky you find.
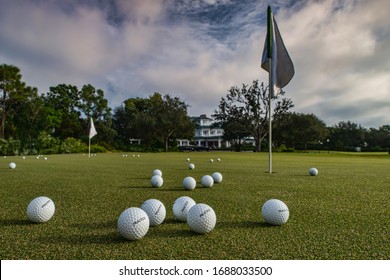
[1,0,389,128]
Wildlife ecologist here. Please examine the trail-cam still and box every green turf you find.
[0,152,389,260]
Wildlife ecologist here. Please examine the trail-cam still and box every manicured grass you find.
[0,152,389,260]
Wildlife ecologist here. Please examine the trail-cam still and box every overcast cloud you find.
[0,0,389,127]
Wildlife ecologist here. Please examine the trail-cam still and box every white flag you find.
[261,5,294,97]
[89,118,97,139]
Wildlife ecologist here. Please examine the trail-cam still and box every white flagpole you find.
[262,5,294,174]
[268,58,273,174]
[88,137,91,158]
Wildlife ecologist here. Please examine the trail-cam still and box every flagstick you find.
[268,58,273,174]
[88,137,91,158]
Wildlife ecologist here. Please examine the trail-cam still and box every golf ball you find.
[261,199,289,226]
[182,176,196,190]
[187,203,217,234]
[141,199,166,226]
[309,167,318,176]
[172,196,196,222]
[151,174,163,188]
[9,162,16,169]
[117,207,150,240]
[211,172,223,183]
[188,163,195,170]
[152,169,162,177]
[210,159,214,163]
[201,175,214,188]
[27,196,55,223]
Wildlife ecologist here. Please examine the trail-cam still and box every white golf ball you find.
[261,199,289,226]
[9,162,16,169]
[217,158,221,162]
[117,207,149,240]
[186,158,190,162]
[188,163,195,170]
[151,175,163,188]
[309,167,318,176]
[187,203,217,234]
[201,175,214,188]
[182,176,196,190]
[141,199,166,226]
[211,172,223,183]
[152,169,162,177]
[27,196,55,223]
[172,196,196,222]
[210,159,214,163]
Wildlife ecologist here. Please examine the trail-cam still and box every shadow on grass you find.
[120,185,150,189]
[217,220,275,229]
[34,220,277,246]
[147,228,196,239]
[33,218,194,245]
[70,220,116,230]
[37,232,127,245]
[120,186,188,192]
[0,218,36,227]
[157,188,190,192]
[37,220,195,245]
[163,218,183,225]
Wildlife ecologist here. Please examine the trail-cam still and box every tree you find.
[42,84,115,147]
[113,97,154,148]
[273,112,329,150]
[364,125,390,151]
[43,84,83,140]
[329,121,366,151]
[213,80,294,152]
[11,86,44,142]
[78,84,115,148]
[113,93,194,152]
[151,93,195,152]
[215,119,250,151]
[0,64,34,139]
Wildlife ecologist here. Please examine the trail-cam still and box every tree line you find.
[1,64,389,155]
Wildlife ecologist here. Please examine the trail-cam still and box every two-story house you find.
[177,114,229,148]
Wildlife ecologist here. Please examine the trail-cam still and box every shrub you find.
[36,131,59,153]
[86,144,107,153]
[60,138,87,154]
[0,138,21,155]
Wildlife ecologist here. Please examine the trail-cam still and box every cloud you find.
[0,0,121,87]
[278,0,390,126]
[0,0,389,128]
